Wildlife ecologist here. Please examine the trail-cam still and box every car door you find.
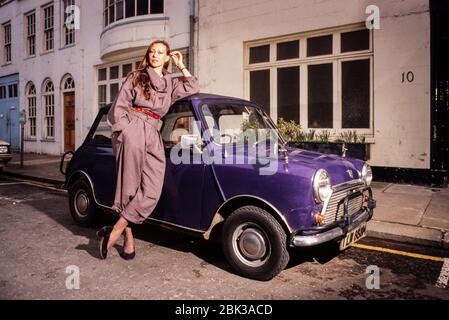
[82,109,116,207]
[150,101,206,230]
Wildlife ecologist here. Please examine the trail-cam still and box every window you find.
[341,29,369,53]
[278,66,299,122]
[43,79,55,139]
[62,0,76,46]
[0,85,6,99]
[92,113,112,145]
[97,51,186,108]
[245,25,372,134]
[249,70,270,115]
[3,22,11,63]
[277,40,299,60]
[25,12,36,56]
[97,60,140,108]
[308,63,333,128]
[249,45,269,64]
[104,0,164,27]
[342,59,370,128]
[43,4,54,51]
[26,82,37,138]
[8,83,18,98]
[307,35,332,57]
[122,63,132,77]
[63,75,75,90]
[160,102,201,149]
[136,0,148,16]
[150,0,164,14]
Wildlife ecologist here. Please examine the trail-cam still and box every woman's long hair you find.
[132,40,171,100]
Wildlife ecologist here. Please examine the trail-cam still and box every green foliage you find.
[339,130,366,143]
[277,118,301,142]
[304,130,315,142]
[316,130,331,143]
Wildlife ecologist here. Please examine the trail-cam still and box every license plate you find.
[339,222,367,251]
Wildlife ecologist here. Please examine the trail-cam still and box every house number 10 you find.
[402,71,414,83]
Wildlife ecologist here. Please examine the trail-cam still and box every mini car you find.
[62,93,376,281]
[0,139,12,171]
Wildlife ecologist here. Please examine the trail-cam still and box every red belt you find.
[132,107,161,120]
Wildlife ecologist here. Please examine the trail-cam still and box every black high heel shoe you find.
[97,226,113,259]
[120,250,136,260]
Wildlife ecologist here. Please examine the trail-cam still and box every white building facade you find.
[0,0,193,154]
[195,0,446,183]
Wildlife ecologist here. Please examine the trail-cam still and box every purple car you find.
[62,93,376,281]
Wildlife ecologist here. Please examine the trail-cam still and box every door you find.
[430,0,449,186]
[64,92,75,152]
[151,101,206,230]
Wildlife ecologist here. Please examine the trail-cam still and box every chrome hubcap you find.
[232,223,270,267]
[75,190,89,217]
[238,228,266,260]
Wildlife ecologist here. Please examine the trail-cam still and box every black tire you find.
[68,179,100,227]
[222,206,290,281]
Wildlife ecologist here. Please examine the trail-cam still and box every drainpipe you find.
[189,0,195,75]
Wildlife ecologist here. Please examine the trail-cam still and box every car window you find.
[201,103,277,144]
[92,114,112,145]
[160,102,202,149]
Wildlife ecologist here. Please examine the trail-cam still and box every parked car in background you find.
[0,139,12,171]
[61,93,376,281]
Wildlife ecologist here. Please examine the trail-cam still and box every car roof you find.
[100,93,259,113]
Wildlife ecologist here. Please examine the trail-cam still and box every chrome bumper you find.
[292,207,373,247]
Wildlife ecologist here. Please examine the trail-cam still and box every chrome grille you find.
[322,181,365,224]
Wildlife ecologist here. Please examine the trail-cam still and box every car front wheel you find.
[222,206,290,281]
[68,178,100,227]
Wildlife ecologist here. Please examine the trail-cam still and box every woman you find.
[97,40,199,260]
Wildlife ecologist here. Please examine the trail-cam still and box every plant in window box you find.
[289,128,369,161]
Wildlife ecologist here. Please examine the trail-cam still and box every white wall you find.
[197,0,431,169]
[0,0,192,155]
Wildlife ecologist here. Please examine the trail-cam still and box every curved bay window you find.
[103,0,164,28]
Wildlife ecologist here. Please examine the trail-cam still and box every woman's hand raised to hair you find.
[170,51,185,70]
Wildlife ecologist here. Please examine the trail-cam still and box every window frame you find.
[103,0,165,28]
[26,82,37,139]
[61,0,76,47]
[244,24,374,137]
[3,21,11,64]
[96,58,142,108]
[42,3,55,53]
[42,79,55,140]
[25,11,36,57]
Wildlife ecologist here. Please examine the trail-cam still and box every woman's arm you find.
[170,51,199,102]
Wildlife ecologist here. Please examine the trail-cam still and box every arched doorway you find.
[61,74,75,152]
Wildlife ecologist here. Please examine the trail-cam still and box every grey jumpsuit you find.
[107,67,199,224]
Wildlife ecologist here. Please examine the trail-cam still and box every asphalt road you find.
[0,176,448,300]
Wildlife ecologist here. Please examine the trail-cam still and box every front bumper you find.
[291,188,376,247]
[0,154,12,166]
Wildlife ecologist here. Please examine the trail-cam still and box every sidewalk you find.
[1,152,448,249]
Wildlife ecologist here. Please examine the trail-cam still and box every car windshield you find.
[201,103,284,145]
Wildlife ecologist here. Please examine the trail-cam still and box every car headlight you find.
[361,163,373,186]
[0,146,8,154]
[313,169,332,203]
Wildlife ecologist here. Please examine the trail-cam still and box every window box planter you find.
[288,141,370,161]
